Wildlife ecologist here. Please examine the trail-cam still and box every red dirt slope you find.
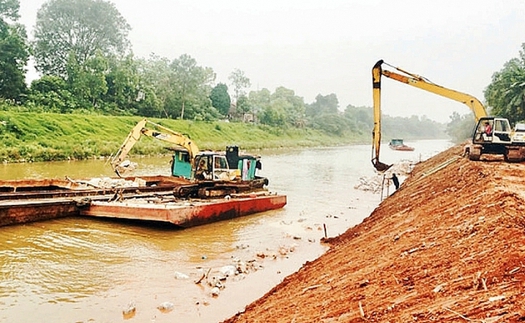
[222,145,525,322]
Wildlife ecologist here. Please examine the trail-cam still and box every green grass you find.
[0,112,363,162]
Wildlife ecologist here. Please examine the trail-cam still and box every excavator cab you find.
[193,153,238,181]
[466,117,518,161]
[472,117,512,145]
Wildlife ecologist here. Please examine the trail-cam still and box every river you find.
[0,140,453,323]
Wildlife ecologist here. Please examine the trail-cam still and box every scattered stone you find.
[157,301,174,313]
[122,301,136,318]
[211,287,221,297]
[174,271,189,280]
[219,265,237,277]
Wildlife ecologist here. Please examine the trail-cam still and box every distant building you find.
[228,102,256,123]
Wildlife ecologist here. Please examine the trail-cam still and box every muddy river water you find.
[0,140,452,323]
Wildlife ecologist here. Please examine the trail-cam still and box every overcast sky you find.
[18,0,525,123]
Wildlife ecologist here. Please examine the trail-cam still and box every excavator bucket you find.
[372,160,392,172]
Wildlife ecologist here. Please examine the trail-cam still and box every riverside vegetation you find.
[0,111,448,163]
[0,111,365,163]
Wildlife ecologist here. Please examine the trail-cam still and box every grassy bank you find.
[0,112,365,162]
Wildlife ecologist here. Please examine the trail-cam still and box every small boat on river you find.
[389,138,415,151]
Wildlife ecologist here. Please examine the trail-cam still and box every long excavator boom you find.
[371,59,489,171]
[110,118,199,176]
[371,60,391,172]
[380,62,488,121]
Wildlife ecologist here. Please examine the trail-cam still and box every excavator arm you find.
[110,119,199,177]
[110,119,147,175]
[139,122,199,162]
[371,59,489,171]
[371,60,391,172]
[379,62,488,121]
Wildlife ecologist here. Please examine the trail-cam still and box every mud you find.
[222,144,525,322]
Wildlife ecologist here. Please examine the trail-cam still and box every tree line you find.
[2,0,524,142]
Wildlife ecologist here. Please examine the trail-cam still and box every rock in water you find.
[157,301,174,313]
[122,301,136,318]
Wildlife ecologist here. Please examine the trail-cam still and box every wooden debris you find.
[407,247,419,254]
[488,295,505,302]
[194,268,211,284]
[359,301,365,318]
[302,284,323,294]
[433,283,447,293]
[443,307,471,321]
[392,275,399,284]
[194,273,206,284]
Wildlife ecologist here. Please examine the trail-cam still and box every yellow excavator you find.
[371,59,524,172]
[110,119,268,198]
[110,118,200,178]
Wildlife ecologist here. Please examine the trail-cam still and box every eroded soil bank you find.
[222,144,525,322]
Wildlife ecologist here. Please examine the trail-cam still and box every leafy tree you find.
[138,54,172,118]
[102,54,143,115]
[0,0,19,19]
[245,87,305,126]
[344,105,372,123]
[210,83,231,116]
[304,93,340,132]
[306,93,339,118]
[236,94,251,118]
[243,88,272,123]
[0,0,29,101]
[259,102,287,127]
[445,111,476,143]
[66,51,108,110]
[134,84,161,117]
[248,88,271,113]
[310,113,352,136]
[168,54,216,120]
[228,68,250,104]
[485,43,525,125]
[33,0,130,77]
[270,87,306,126]
[343,105,373,135]
[27,75,76,112]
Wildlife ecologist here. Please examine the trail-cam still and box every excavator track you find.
[505,146,525,162]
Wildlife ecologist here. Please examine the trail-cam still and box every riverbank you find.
[0,112,363,163]
[223,144,525,322]
[0,111,450,164]
[1,143,390,323]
